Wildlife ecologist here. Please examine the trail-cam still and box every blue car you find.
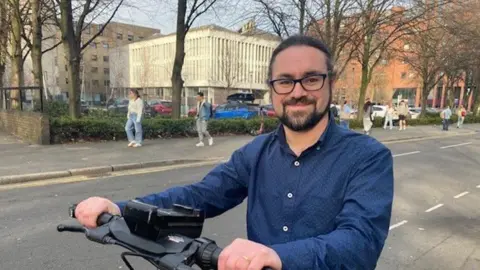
[214,102,260,119]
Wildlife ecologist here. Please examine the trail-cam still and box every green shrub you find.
[49,114,480,144]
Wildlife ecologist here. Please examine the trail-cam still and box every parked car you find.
[260,104,276,117]
[153,100,173,115]
[107,98,157,118]
[214,102,260,119]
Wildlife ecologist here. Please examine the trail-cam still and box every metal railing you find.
[0,86,44,112]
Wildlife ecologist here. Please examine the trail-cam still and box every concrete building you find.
[109,22,281,111]
[41,21,160,104]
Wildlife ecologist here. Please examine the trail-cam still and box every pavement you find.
[0,123,478,184]
[0,129,479,269]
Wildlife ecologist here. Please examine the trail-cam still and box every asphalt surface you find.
[1,133,480,269]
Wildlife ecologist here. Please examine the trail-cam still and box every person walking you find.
[363,98,374,135]
[441,106,452,131]
[195,92,214,147]
[398,100,408,130]
[339,100,352,129]
[457,104,466,128]
[125,89,144,147]
[383,101,394,130]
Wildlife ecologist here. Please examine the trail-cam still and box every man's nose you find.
[291,81,307,98]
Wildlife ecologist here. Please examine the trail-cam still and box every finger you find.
[234,255,250,270]
[225,254,241,270]
[247,255,266,270]
[218,246,232,270]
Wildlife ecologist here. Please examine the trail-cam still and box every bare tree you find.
[171,0,220,119]
[350,0,451,119]
[0,0,9,91]
[51,0,125,118]
[218,42,240,91]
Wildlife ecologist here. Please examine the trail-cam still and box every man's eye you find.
[278,80,293,85]
[304,77,320,83]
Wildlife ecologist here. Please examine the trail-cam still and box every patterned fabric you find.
[116,111,394,269]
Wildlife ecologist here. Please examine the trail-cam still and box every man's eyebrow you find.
[274,71,327,79]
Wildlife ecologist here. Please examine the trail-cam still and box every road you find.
[1,133,480,269]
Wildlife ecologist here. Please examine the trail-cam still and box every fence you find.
[0,86,44,112]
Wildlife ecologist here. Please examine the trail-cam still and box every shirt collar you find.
[274,110,337,148]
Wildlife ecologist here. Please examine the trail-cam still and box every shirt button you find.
[294,161,300,166]
[316,146,320,150]
[287,192,293,198]
[283,226,289,232]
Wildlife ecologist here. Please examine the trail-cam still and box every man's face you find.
[269,45,332,132]
[197,95,202,102]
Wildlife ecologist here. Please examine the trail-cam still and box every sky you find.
[111,0,254,34]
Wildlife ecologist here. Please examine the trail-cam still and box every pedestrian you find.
[75,35,394,270]
[441,105,452,131]
[125,89,143,147]
[339,100,352,129]
[195,92,214,147]
[457,104,466,128]
[383,101,394,130]
[363,98,374,135]
[398,100,408,130]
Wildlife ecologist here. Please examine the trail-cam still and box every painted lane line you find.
[477,185,480,188]
[425,204,444,213]
[454,191,469,199]
[389,220,408,230]
[440,142,472,149]
[393,151,421,157]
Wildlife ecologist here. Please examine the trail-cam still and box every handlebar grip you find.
[97,213,114,226]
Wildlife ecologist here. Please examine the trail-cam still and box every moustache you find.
[283,96,316,107]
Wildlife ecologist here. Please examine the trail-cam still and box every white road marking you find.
[389,220,408,230]
[393,151,421,157]
[425,204,444,213]
[453,191,469,199]
[440,142,472,149]
[477,185,480,188]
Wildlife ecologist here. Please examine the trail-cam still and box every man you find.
[441,105,452,131]
[398,100,408,130]
[74,36,394,270]
[195,92,213,147]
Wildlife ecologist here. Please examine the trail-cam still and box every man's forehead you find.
[271,46,328,75]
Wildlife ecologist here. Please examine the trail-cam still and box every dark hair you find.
[197,92,204,97]
[267,35,334,80]
[130,89,140,99]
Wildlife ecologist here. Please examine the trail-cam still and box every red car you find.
[153,101,173,115]
[260,104,276,117]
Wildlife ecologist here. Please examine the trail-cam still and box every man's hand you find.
[75,197,121,228]
[218,238,282,270]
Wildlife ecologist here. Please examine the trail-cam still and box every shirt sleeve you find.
[136,99,144,122]
[270,145,394,270]
[115,147,250,218]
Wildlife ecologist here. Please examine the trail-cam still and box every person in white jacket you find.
[125,89,144,147]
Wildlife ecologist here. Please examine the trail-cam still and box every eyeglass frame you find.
[267,73,330,95]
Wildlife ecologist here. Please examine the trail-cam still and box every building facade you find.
[110,22,281,111]
[40,21,160,104]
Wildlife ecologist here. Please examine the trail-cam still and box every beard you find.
[278,91,331,132]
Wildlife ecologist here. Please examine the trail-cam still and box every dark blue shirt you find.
[116,113,394,269]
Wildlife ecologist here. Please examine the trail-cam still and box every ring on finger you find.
[242,255,250,262]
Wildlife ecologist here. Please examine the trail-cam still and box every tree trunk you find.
[31,0,43,105]
[299,0,306,34]
[171,0,187,119]
[10,0,23,109]
[420,82,429,117]
[59,0,81,118]
[357,63,369,120]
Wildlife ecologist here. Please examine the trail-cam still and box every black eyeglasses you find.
[268,74,328,95]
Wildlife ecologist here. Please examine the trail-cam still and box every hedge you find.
[50,114,480,144]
